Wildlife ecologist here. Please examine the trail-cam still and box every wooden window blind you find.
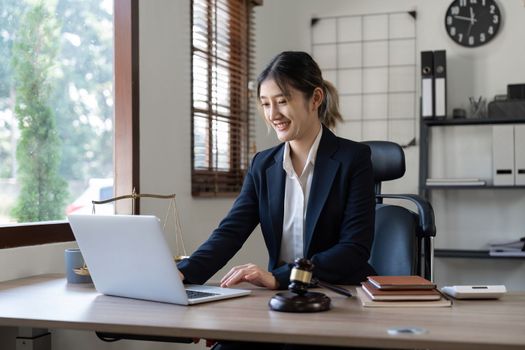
[191,0,259,197]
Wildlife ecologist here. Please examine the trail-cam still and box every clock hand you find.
[469,7,477,24]
[454,15,477,22]
[466,6,476,37]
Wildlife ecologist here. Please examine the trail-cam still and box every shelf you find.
[423,116,525,126]
[425,185,525,190]
[421,113,525,263]
[435,249,525,259]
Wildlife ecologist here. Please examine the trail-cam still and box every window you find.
[0,0,138,248]
[191,0,259,196]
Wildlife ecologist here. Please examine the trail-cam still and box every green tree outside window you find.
[0,0,113,223]
[11,3,67,221]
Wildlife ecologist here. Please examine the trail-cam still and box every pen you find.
[315,279,353,298]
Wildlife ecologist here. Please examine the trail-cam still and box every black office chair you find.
[363,141,436,281]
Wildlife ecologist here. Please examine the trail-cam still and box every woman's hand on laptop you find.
[220,263,278,290]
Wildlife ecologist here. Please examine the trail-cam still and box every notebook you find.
[361,282,441,301]
[68,214,251,305]
[367,275,436,290]
[356,288,451,308]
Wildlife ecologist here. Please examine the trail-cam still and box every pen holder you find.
[64,248,92,284]
[469,96,487,119]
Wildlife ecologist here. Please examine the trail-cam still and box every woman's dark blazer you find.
[178,126,376,289]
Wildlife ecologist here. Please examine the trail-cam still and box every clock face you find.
[445,0,501,47]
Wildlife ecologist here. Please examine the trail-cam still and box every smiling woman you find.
[0,0,139,249]
[178,51,376,350]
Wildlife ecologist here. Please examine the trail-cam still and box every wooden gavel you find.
[289,258,353,297]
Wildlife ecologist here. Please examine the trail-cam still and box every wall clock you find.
[445,0,501,47]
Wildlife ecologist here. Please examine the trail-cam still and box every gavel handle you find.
[313,279,353,297]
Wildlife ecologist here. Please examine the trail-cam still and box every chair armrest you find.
[376,194,436,238]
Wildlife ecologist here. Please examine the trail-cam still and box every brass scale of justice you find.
[74,190,353,312]
[73,190,189,277]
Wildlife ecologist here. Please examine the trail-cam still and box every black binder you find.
[433,50,447,119]
[421,51,434,119]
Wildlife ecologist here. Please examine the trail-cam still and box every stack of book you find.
[489,237,525,257]
[425,178,486,187]
[357,275,451,307]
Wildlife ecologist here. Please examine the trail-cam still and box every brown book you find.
[367,275,436,290]
[361,282,441,301]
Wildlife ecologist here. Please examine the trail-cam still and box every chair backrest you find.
[365,140,406,195]
[370,205,417,276]
[363,141,432,278]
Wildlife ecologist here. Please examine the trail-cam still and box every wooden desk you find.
[0,274,524,349]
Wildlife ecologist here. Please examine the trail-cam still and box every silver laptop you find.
[67,214,251,305]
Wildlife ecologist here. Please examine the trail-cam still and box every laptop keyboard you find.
[186,289,220,299]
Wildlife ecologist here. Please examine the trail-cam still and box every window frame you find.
[0,0,140,249]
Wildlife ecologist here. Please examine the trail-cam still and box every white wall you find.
[1,0,524,349]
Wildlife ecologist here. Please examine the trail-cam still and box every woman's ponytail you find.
[320,80,343,129]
